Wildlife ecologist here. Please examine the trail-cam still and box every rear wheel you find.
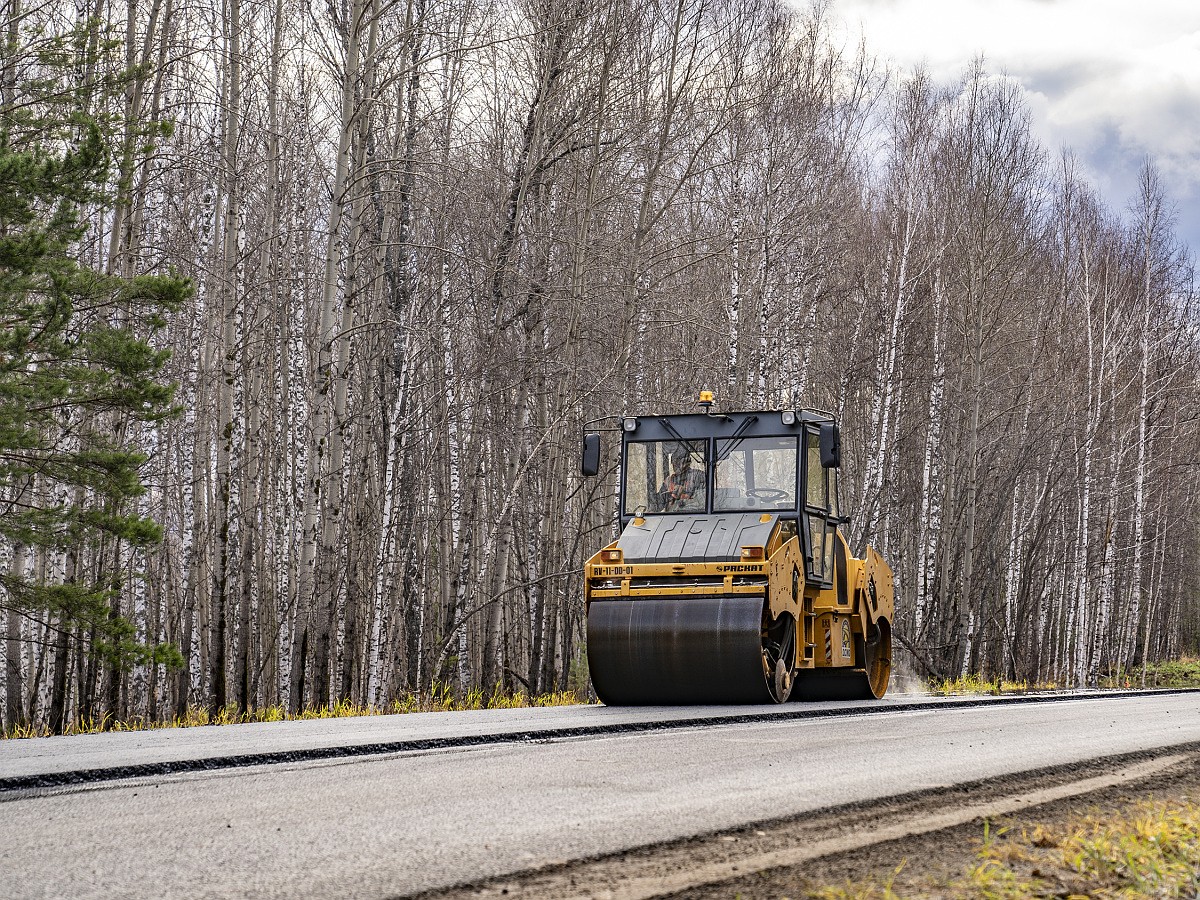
[863,618,892,699]
[791,617,892,701]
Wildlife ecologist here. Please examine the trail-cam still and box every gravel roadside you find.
[671,747,1200,899]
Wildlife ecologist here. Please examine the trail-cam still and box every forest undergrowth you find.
[926,657,1200,696]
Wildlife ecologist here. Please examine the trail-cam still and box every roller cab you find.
[582,401,894,705]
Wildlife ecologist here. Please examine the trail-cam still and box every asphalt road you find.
[2,692,1198,899]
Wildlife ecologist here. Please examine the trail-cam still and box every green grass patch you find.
[1102,656,1200,689]
[1,683,591,739]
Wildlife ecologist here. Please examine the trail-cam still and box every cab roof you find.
[620,409,834,442]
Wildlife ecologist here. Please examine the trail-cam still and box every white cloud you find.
[825,0,1200,252]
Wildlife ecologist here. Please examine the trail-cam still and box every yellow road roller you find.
[580,394,894,704]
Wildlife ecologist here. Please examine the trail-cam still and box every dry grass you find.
[926,656,1200,696]
[1,684,590,739]
[966,799,1200,898]
[924,673,1059,696]
[789,799,1200,899]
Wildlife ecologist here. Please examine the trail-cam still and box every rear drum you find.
[791,617,892,701]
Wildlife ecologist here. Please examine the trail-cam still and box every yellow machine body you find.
[581,405,894,704]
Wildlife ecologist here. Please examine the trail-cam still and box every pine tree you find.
[0,14,190,732]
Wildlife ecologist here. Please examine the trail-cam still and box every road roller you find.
[580,393,894,704]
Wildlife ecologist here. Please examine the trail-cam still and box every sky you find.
[827,0,1200,258]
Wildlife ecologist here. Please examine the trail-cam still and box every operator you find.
[657,445,704,512]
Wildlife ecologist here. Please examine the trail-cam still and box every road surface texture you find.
[1,691,1197,899]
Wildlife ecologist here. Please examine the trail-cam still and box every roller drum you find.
[587,596,774,705]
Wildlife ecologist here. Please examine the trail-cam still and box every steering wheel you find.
[746,488,789,503]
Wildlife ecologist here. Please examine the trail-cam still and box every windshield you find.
[714,436,798,511]
[624,440,708,514]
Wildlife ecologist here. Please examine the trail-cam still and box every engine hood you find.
[616,513,778,563]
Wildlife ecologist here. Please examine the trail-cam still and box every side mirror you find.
[581,432,601,476]
[819,422,840,468]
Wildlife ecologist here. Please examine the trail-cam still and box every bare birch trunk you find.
[914,260,945,640]
[209,0,242,715]
[305,0,368,708]
[1125,163,1164,669]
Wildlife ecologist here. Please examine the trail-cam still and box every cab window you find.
[623,440,708,515]
[714,436,798,511]
[805,432,827,509]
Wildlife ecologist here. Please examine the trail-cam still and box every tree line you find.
[1,0,1196,734]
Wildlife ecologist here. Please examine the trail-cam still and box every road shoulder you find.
[418,744,1200,900]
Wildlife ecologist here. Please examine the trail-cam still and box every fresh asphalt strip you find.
[1,689,1195,794]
